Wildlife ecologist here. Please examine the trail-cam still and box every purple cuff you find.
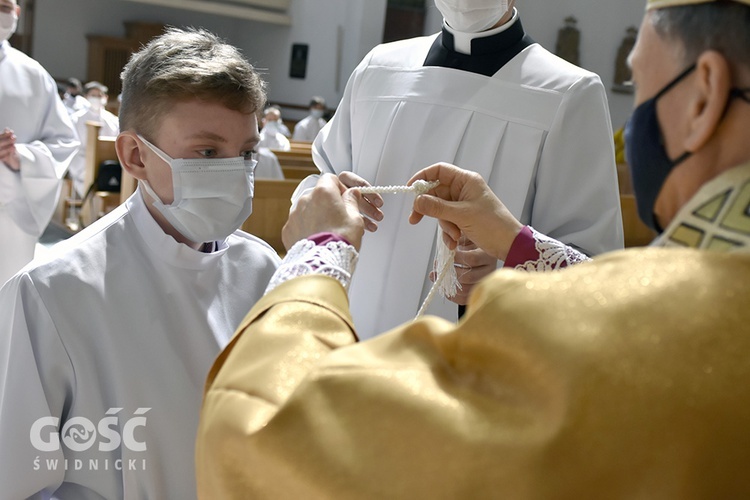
[308,232,352,247]
[503,226,536,268]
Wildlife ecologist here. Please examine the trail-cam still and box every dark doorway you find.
[382,0,426,43]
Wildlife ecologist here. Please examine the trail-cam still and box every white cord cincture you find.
[351,179,459,319]
[352,179,439,196]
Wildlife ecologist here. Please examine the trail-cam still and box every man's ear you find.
[116,131,148,180]
[684,50,732,152]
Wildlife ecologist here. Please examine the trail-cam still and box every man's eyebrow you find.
[185,132,228,143]
[185,132,260,146]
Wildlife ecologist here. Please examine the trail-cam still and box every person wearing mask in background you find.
[0,0,79,284]
[254,107,287,179]
[55,82,67,103]
[0,27,279,497]
[265,105,292,137]
[300,0,623,339]
[258,105,291,151]
[292,96,327,142]
[63,76,88,115]
[68,80,120,196]
[196,0,750,495]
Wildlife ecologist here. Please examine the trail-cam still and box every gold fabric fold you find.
[197,249,750,498]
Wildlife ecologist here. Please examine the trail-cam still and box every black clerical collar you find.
[443,8,521,55]
[424,10,535,77]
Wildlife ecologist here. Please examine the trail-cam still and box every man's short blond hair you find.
[119,27,267,138]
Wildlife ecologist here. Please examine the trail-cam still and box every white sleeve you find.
[530,73,623,257]
[291,118,314,142]
[0,274,74,498]
[8,73,80,237]
[289,174,320,208]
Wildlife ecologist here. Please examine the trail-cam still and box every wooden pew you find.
[271,146,319,180]
[288,140,313,153]
[241,179,300,254]
[56,171,79,231]
[79,122,122,227]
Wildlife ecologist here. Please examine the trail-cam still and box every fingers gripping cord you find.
[350,180,461,318]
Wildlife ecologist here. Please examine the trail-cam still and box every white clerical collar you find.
[442,8,519,55]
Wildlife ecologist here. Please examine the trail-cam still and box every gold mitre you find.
[648,0,750,10]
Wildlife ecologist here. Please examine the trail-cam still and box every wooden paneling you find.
[241,179,300,254]
[617,162,657,247]
[86,36,141,98]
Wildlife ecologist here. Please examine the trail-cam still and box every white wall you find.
[231,0,387,120]
[31,0,386,121]
[29,0,643,127]
[520,0,645,129]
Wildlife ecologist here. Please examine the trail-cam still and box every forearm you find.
[196,275,357,498]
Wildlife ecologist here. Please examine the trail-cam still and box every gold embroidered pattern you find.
[659,163,750,251]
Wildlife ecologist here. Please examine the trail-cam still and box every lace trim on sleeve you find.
[265,239,359,293]
[514,227,591,271]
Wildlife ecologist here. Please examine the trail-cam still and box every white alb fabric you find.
[306,30,623,339]
[0,189,280,499]
[0,40,79,284]
[292,115,327,142]
[255,147,285,179]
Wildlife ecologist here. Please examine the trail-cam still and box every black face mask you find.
[624,64,695,232]
[625,64,750,233]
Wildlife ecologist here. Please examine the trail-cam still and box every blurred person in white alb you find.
[0,0,78,284]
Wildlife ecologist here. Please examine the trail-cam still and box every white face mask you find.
[87,96,106,112]
[137,135,257,244]
[310,109,324,119]
[434,0,509,33]
[0,9,18,42]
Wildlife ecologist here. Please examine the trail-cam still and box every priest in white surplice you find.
[305,0,624,339]
[0,0,79,285]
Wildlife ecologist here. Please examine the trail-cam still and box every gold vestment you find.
[197,163,750,499]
